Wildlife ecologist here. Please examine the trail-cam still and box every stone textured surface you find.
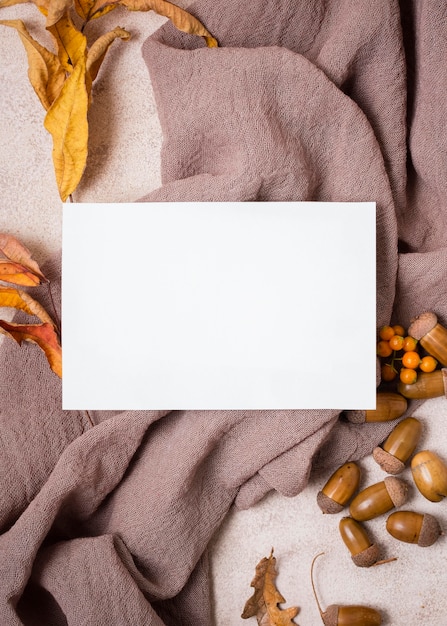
[1,4,446,625]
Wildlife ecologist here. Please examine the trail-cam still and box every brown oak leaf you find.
[242,549,299,626]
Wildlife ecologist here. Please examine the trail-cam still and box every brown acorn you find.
[397,369,447,399]
[408,311,447,367]
[411,450,447,502]
[386,511,442,547]
[338,517,380,567]
[349,477,409,522]
[372,417,423,474]
[317,462,361,514]
[345,392,407,424]
[311,553,382,625]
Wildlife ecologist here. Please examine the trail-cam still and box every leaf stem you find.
[83,410,95,427]
[46,281,62,337]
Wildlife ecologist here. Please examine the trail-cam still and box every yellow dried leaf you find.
[86,26,131,81]
[74,0,116,21]
[0,321,62,377]
[0,0,49,10]
[90,0,218,46]
[0,0,28,6]
[242,549,299,626]
[0,287,57,327]
[47,11,87,72]
[44,58,89,201]
[45,0,72,28]
[0,233,47,285]
[0,19,65,110]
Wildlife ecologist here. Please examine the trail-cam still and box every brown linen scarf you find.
[1,1,447,624]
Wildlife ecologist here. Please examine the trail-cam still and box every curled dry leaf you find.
[86,26,131,81]
[90,0,218,46]
[0,19,65,110]
[242,549,299,626]
[0,321,62,377]
[0,233,47,285]
[0,287,57,327]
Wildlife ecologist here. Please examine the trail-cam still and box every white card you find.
[62,202,376,410]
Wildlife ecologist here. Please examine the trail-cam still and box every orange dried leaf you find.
[0,19,65,110]
[0,262,42,286]
[0,320,62,377]
[242,549,299,626]
[0,287,57,327]
[86,26,131,81]
[0,233,47,285]
[44,57,89,201]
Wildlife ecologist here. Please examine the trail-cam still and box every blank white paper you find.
[62,202,376,410]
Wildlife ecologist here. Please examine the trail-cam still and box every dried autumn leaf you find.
[242,549,299,626]
[0,320,62,377]
[90,0,218,46]
[86,26,131,80]
[0,19,65,110]
[0,0,49,11]
[47,11,87,72]
[74,0,116,21]
[44,57,89,201]
[0,287,57,327]
[0,233,47,285]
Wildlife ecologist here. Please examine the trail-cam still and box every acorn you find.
[317,462,361,514]
[386,511,442,547]
[411,450,447,502]
[372,417,423,474]
[345,392,407,424]
[311,553,382,625]
[397,369,447,399]
[338,517,380,567]
[349,477,409,522]
[408,311,447,367]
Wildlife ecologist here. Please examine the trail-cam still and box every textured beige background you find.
[1,5,446,625]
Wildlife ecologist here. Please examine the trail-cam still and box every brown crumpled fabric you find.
[1,1,447,624]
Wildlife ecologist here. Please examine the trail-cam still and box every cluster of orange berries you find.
[377,324,438,385]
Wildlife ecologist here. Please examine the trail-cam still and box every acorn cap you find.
[384,476,409,507]
[322,604,338,626]
[316,491,344,514]
[345,410,365,424]
[408,312,437,340]
[418,513,442,547]
[372,447,406,475]
[351,543,380,567]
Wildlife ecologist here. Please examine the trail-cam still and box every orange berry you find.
[377,341,393,358]
[379,325,395,341]
[400,368,418,384]
[392,324,406,337]
[381,363,397,382]
[389,335,405,351]
[402,351,421,369]
[419,355,438,373]
[402,336,418,352]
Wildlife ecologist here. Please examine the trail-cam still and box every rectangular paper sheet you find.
[62,202,376,410]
